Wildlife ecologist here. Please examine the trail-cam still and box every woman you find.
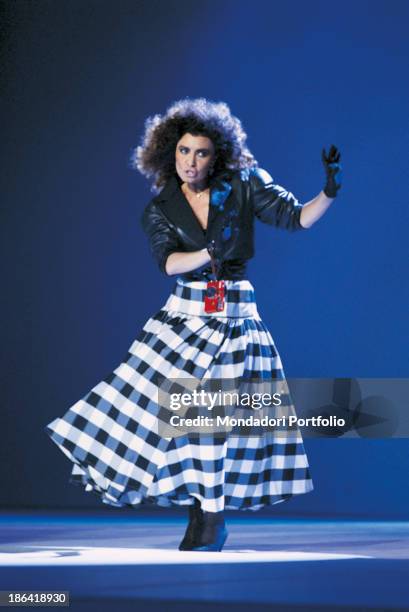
[45,98,342,552]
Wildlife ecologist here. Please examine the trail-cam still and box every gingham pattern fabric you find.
[162,280,260,318]
[44,278,313,512]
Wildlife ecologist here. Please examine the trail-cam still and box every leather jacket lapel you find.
[207,174,232,235]
[155,173,233,249]
[155,176,205,247]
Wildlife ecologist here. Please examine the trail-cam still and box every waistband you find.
[162,277,260,319]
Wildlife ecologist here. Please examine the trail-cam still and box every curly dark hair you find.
[132,98,257,192]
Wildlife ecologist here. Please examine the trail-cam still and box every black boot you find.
[190,511,228,552]
[178,498,204,551]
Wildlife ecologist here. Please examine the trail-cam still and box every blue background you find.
[2,0,408,516]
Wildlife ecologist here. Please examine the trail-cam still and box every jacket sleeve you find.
[249,167,305,231]
[141,200,182,274]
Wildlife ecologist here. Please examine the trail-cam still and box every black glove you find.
[322,145,342,198]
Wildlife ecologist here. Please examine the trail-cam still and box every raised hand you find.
[322,145,342,198]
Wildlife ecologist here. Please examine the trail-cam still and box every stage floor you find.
[0,510,408,611]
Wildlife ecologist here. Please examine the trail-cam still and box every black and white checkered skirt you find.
[45,278,313,512]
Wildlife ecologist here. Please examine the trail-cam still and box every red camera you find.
[204,281,225,313]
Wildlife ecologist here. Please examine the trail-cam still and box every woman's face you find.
[175,133,215,187]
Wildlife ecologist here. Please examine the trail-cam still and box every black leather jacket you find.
[141,167,306,280]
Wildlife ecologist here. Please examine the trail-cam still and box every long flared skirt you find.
[44,278,314,512]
